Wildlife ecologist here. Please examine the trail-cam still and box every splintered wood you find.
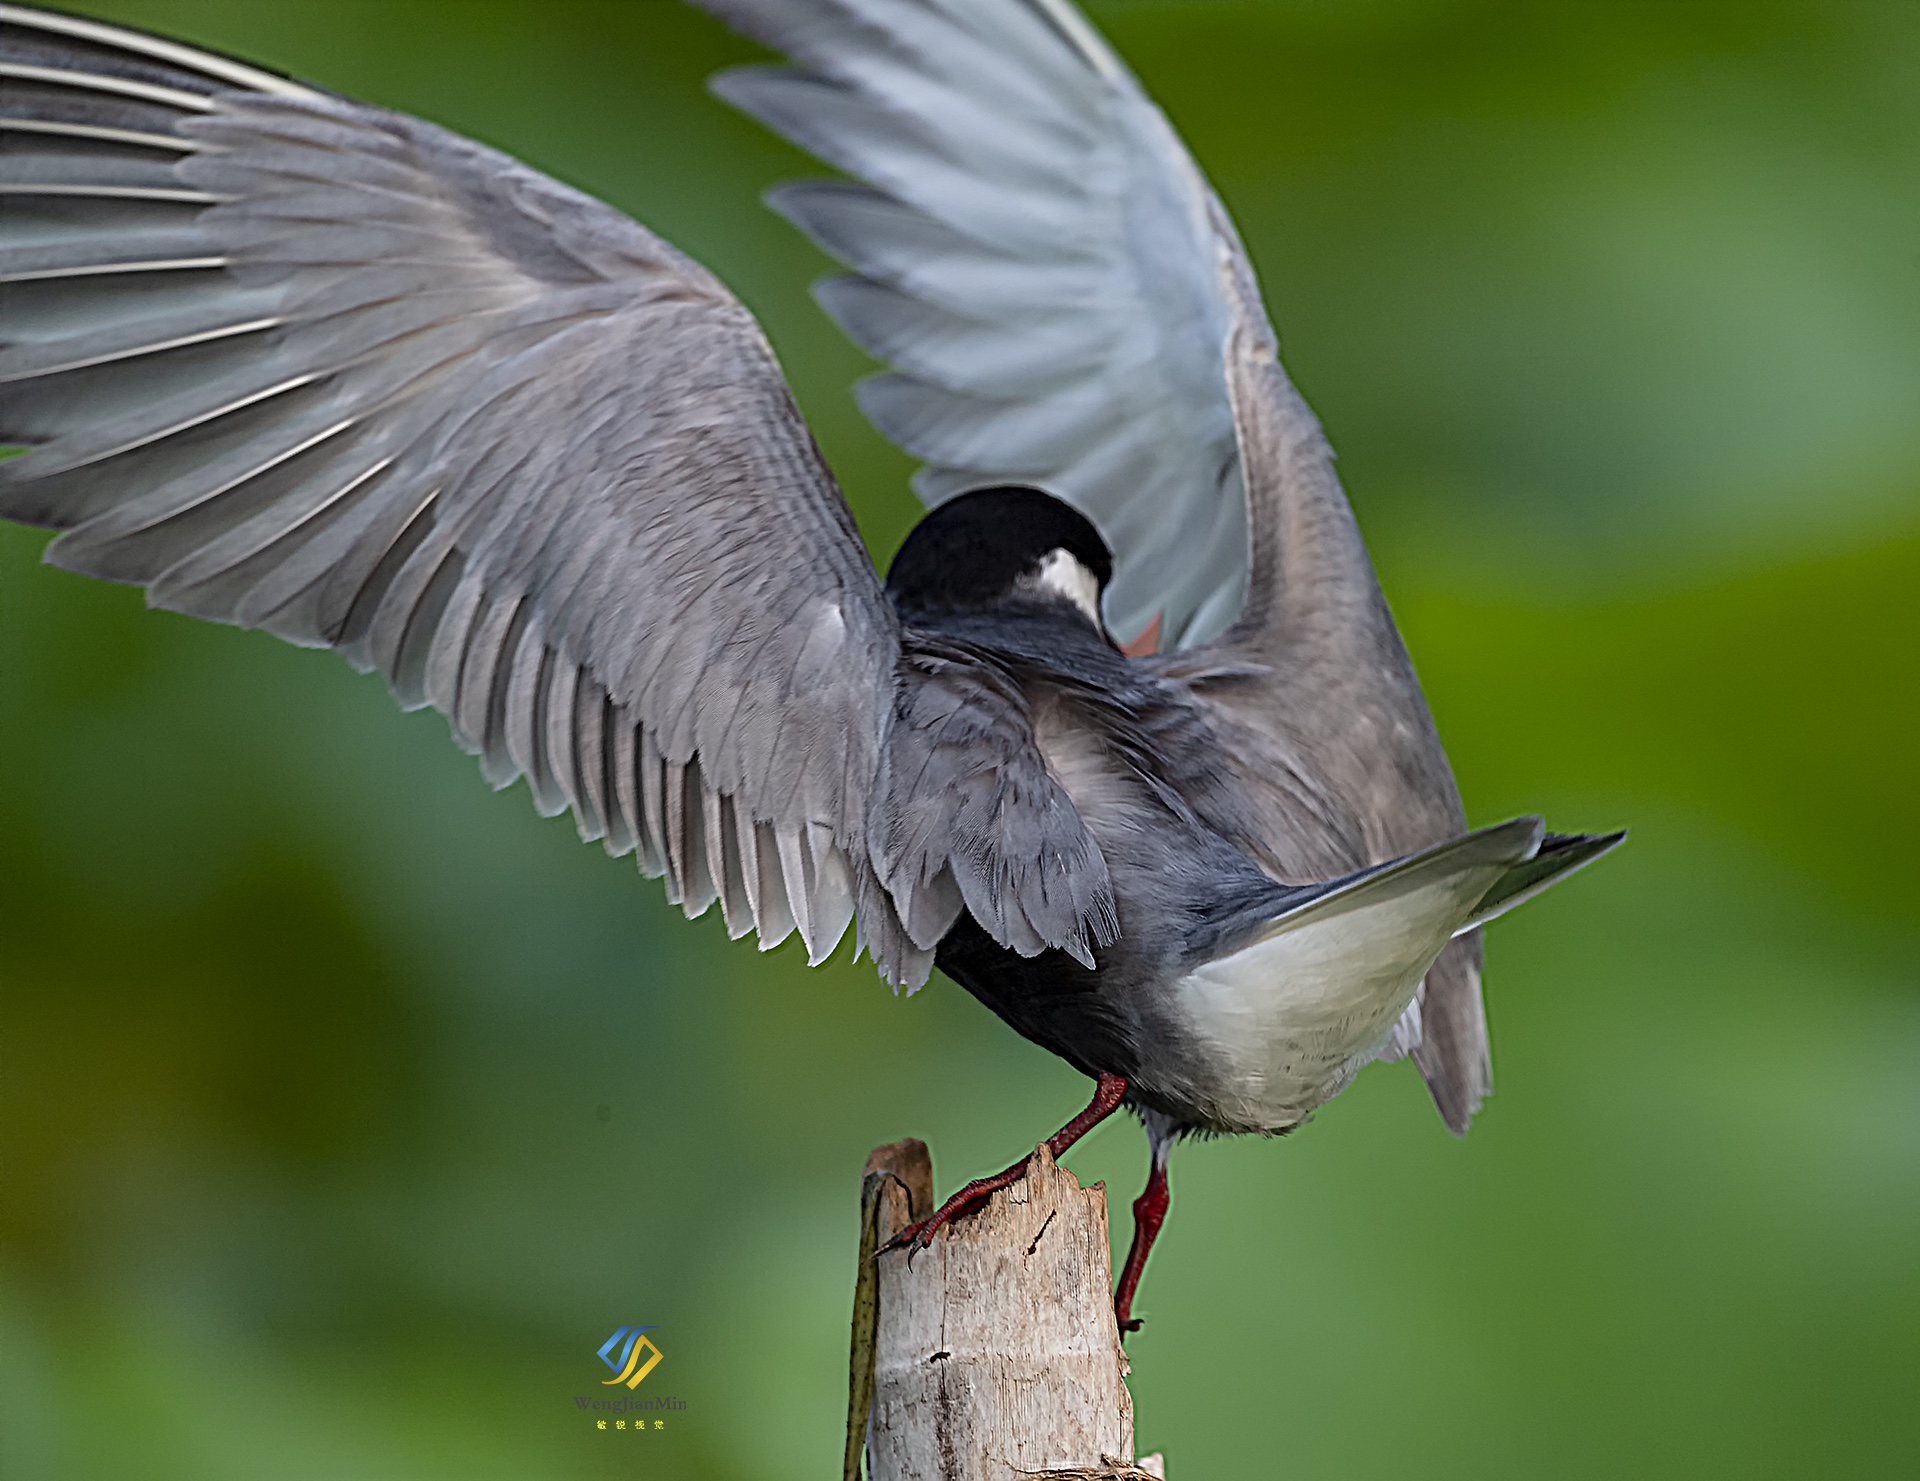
[846,1139,1165,1481]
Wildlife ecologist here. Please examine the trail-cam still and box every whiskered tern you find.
[0,1,1622,1330]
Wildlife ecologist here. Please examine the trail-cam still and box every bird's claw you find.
[877,1170,1021,1259]
[877,1219,935,1258]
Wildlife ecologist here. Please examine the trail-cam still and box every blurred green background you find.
[3,1,1917,1476]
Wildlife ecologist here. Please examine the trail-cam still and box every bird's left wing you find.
[0,3,1115,985]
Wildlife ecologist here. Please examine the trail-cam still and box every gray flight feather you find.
[695,0,1249,652]
[0,3,1113,988]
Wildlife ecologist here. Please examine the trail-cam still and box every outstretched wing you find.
[697,0,1497,1124]
[0,4,1109,987]
[697,0,1270,652]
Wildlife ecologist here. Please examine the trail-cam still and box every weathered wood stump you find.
[844,1139,1166,1481]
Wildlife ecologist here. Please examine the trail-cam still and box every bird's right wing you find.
[698,0,1289,653]
[0,4,1111,986]
[694,0,1494,1113]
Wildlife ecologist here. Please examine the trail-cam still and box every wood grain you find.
[852,1142,1152,1481]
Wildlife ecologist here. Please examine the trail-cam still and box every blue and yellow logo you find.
[597,1326,664,1389]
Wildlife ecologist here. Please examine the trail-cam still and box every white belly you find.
[1169,861,1505,1130]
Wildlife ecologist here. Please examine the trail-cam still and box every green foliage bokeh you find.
[2,2,1916,1477]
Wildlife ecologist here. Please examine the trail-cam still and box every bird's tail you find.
[1256,817,1550,945]
[1254,818,1626,947]
[1452,828,1627,935]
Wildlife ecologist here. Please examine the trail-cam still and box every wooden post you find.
[845,1139,1168,1481]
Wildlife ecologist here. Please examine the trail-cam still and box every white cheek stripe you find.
[1033,547,1103,625]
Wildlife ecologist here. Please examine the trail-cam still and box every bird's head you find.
[885,486,1113,635]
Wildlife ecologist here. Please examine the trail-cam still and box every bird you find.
[0,0,1622,1334]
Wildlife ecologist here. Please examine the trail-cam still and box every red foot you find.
[1113,1154,1170,1335]
[882,1073,1128,1255]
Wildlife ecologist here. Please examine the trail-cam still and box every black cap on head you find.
[886,486,1113,619]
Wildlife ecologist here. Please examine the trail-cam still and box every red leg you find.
[1113,1150,1170,1335]
[884,1072,1128,1254]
